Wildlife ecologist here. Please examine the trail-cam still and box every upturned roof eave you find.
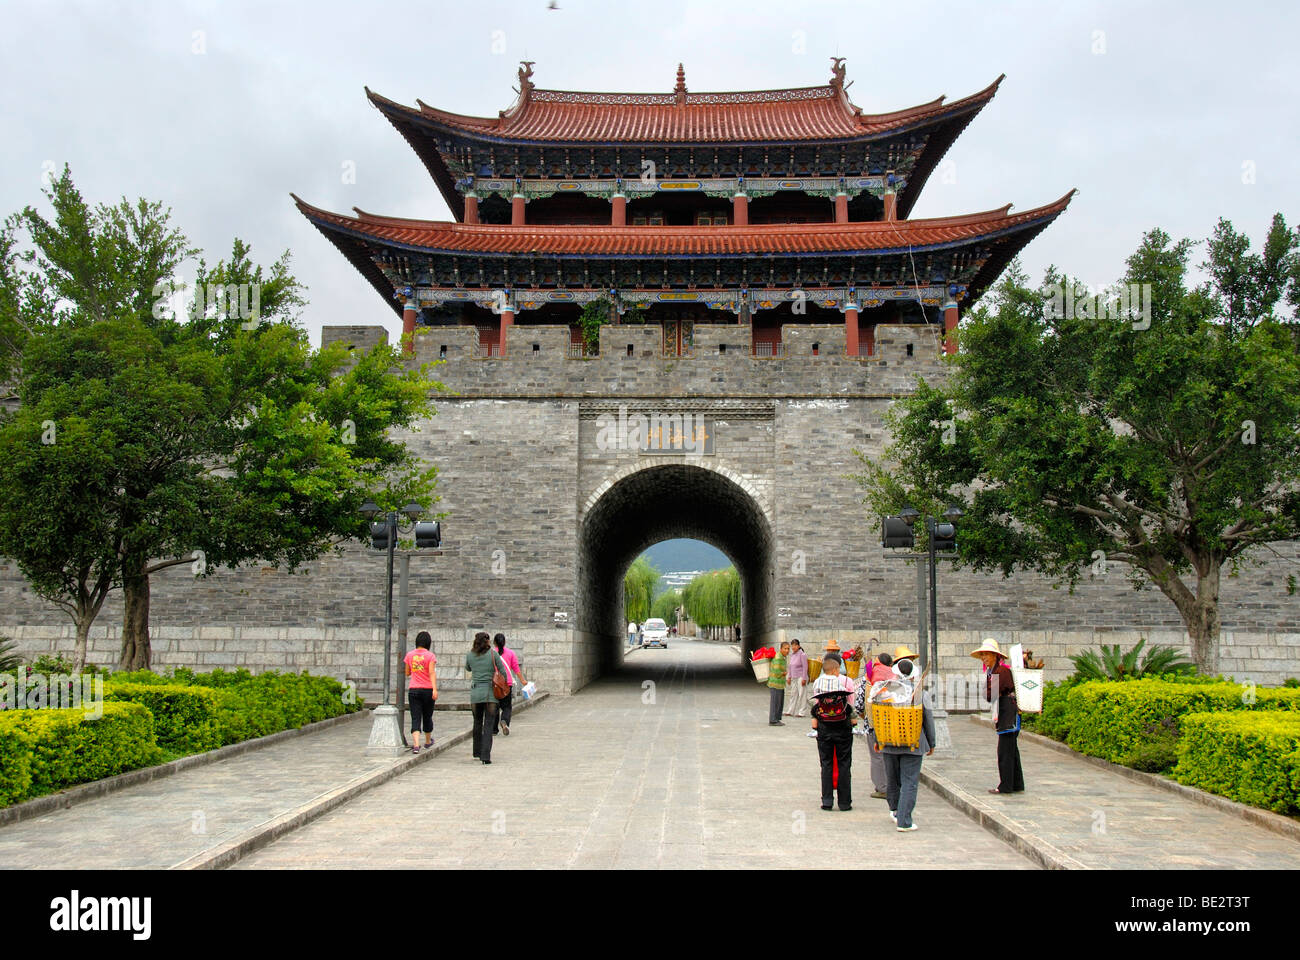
[368,77,1004,150]
[292,190,1074,264]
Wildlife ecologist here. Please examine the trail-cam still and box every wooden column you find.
[882,189,897,222]
[463,194,479,224]
[611,193,627,226]
[943,300,959,355]
[732,193,749,226]
[511,193,526,226]
[402,298,418,356]
[499,307,514,356]
[845,305,860,357]
[834,192,849,223]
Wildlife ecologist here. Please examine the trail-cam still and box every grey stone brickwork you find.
[2,322,1297,690]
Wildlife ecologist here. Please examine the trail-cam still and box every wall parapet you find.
[340,323,948,397]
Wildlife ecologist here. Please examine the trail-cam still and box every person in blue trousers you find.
[878,657,935,831]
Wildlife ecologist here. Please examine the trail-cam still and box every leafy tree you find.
[682,567,740,639]
[0,168,442,670]
[854,217,1300,675]
[623,557,659,624]
[577,297,615,351]
[650,587,682,627]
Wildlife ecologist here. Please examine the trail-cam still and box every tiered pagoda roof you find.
[366,64,1005,220]
[296,62,1072,338]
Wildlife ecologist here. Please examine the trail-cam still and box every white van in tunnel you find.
[641,618,669,648]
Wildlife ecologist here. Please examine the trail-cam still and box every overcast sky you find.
[3,0,1296,346]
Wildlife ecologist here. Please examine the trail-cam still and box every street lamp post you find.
[882,503,962,757]
[359,499,431,756]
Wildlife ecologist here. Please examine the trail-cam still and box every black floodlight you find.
[882,516,915,549]
[414,521,442,549]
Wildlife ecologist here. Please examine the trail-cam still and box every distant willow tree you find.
[682,567,741,640]
[650,588,683,627]
[0,168,441,670]
[854,217,1300,675]
[623,557,659,624]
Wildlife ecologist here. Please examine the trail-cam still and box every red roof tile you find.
[294,192,1074,257]
[371,74,1003,144]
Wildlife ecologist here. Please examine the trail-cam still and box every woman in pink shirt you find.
[493,633,526,736]
[404,631,438,753]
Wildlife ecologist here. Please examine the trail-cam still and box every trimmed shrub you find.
[106,669,171,685]
[1255,688,1300,710]
[1174,712,1300,814]
[0,721,34,805]
[0,702,162,806]
[1067,680,1250,768]
[105,670,359,749]
[0,667,358,807]
[1065,680,1300,770]
[1127,732,1180,773]
[102,682,226,753]
[189,670,360,735]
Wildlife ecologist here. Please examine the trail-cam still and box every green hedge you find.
[0,668,360,808]
[0,702,162,806]
[0,720,34,805]
[103,682,229,753]
[1063,679,1300,769]
[1174,712,1300,814]
[104,669,360,749]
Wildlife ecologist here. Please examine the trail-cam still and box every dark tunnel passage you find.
[576,463,775,676]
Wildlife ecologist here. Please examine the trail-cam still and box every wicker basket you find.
[845,660,861,679]
[870,703,924,749]
[1011,666,1045,713]
[807,659,822,681]
[751,658,771,683]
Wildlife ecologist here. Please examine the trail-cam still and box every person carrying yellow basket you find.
[870,655,934,831]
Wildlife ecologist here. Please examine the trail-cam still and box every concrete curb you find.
[0,709,371,830]
[920,768,1089,870]
[171,692,551,870]
[971,715,1300,844]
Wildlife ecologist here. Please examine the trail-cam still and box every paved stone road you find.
[928,716,1300,870]
[234,639,1034,869]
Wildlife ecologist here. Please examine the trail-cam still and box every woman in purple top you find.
[492,633,526,736]
[784,638,810,718]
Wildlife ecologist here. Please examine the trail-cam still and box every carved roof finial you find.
[518,60,535,95]
[830,57,847,91]
[675,63,687,104]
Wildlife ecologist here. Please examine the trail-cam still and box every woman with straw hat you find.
[971,638,1024,794]
[892,644,920,665]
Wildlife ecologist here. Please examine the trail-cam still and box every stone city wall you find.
[2,322,1296,690]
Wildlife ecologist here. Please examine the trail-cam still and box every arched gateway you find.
[577,462,776,673]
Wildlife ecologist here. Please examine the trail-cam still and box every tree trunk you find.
[1187,565,1223,677]
[73,615,91,672]
[1146,553,1222,675]
[118,565,152,671]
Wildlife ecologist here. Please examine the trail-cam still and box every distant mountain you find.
[640,539,730,580]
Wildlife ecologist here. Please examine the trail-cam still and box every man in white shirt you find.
[628,621,638,647]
